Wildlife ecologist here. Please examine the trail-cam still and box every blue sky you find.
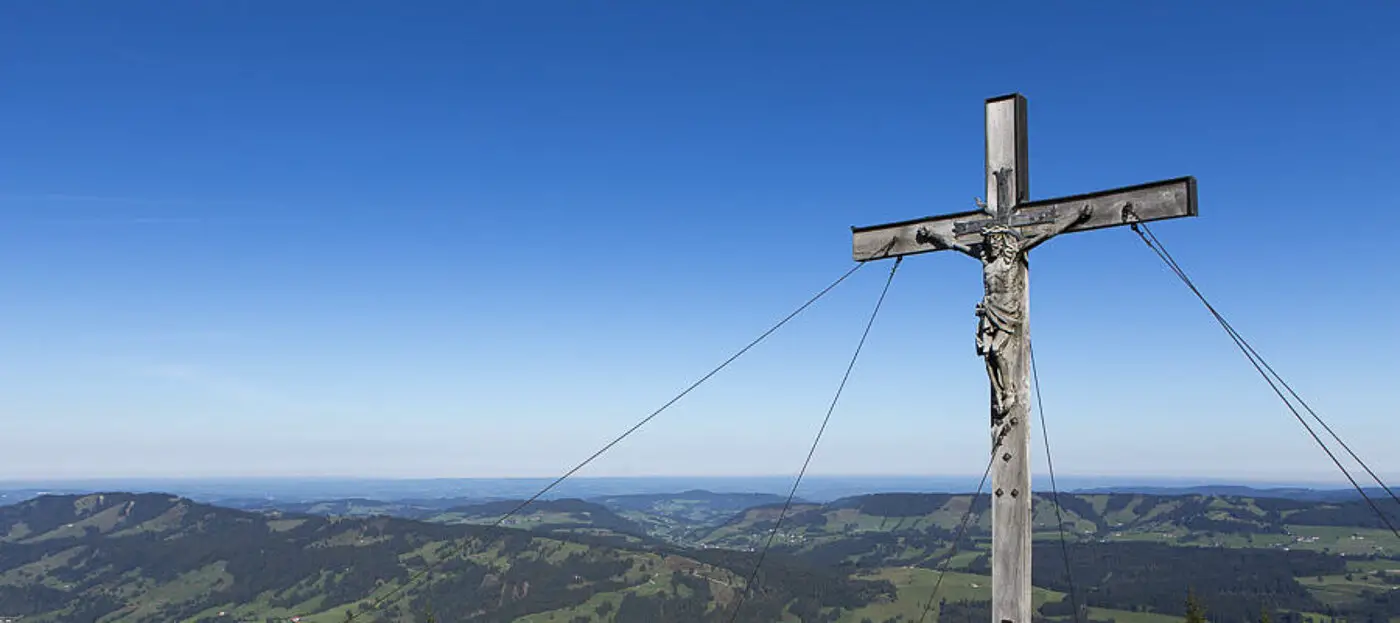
[1,2,1396,483]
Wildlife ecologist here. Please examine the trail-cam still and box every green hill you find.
[0,493,893,622]
[2,491,1397,622]
[699,493,1400,563]
[424,498,649,538]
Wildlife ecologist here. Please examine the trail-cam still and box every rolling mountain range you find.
[0,489,1396,622]
[0,493,886,622]
[3,480,1388,510]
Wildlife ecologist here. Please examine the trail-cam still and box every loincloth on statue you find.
[975,301,1022,355]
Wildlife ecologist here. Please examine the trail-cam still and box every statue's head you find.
[981,225,1021,260]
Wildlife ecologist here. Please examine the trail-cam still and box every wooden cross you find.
[850,94,1197,623]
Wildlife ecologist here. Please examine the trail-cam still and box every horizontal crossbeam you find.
[851,176,1197,261]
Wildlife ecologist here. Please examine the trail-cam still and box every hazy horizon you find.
[4,473,1387,509]
[0,473,1380,489]
[0,465,1388,486]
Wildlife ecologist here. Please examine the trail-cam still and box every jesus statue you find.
[915,204,1093,427]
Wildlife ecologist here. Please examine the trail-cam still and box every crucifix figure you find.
[917,201,1092,430]
[850,93,1197,623]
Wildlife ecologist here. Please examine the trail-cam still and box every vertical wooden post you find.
[985,93,1033,623]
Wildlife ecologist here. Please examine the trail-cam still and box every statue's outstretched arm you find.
[1024,205,1093,252]
[916,226,978,257]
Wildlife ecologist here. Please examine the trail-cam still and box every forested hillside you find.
[0,491,1395,622]
[0,493,891,622]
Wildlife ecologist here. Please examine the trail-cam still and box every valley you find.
[0,488,1395,622]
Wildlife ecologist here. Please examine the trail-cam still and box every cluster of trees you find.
[0,493,181,536]
[1173,589,1388,623]
[959,541,1376,623]
[1284,502,1400,530]
[62,512,428,619]
[811,492,1399,538]
[830,493,962,518]
[789,529,973,570]
[0,585,71,615]
[923,590,1400,623]
[935,598,1120,623]
[611,574,718,622]
[688,547,895,609]
[399,549,636,621]
[444,499,647,535]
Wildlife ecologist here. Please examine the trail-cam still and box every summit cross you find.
[849,93,1198,623]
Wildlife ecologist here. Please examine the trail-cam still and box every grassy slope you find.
[836,568,1068,623]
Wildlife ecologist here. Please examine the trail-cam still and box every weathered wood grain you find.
[1017,176,1197,235]
[986,94,1035,623]
[850,207,982,261]
[849,176,1195,261]
[985,93,1029,215]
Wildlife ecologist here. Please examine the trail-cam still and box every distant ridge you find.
[442,498,647,535]
[588,489,796,511]
[1067,484,1393,502]
[3,478,1391,506]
